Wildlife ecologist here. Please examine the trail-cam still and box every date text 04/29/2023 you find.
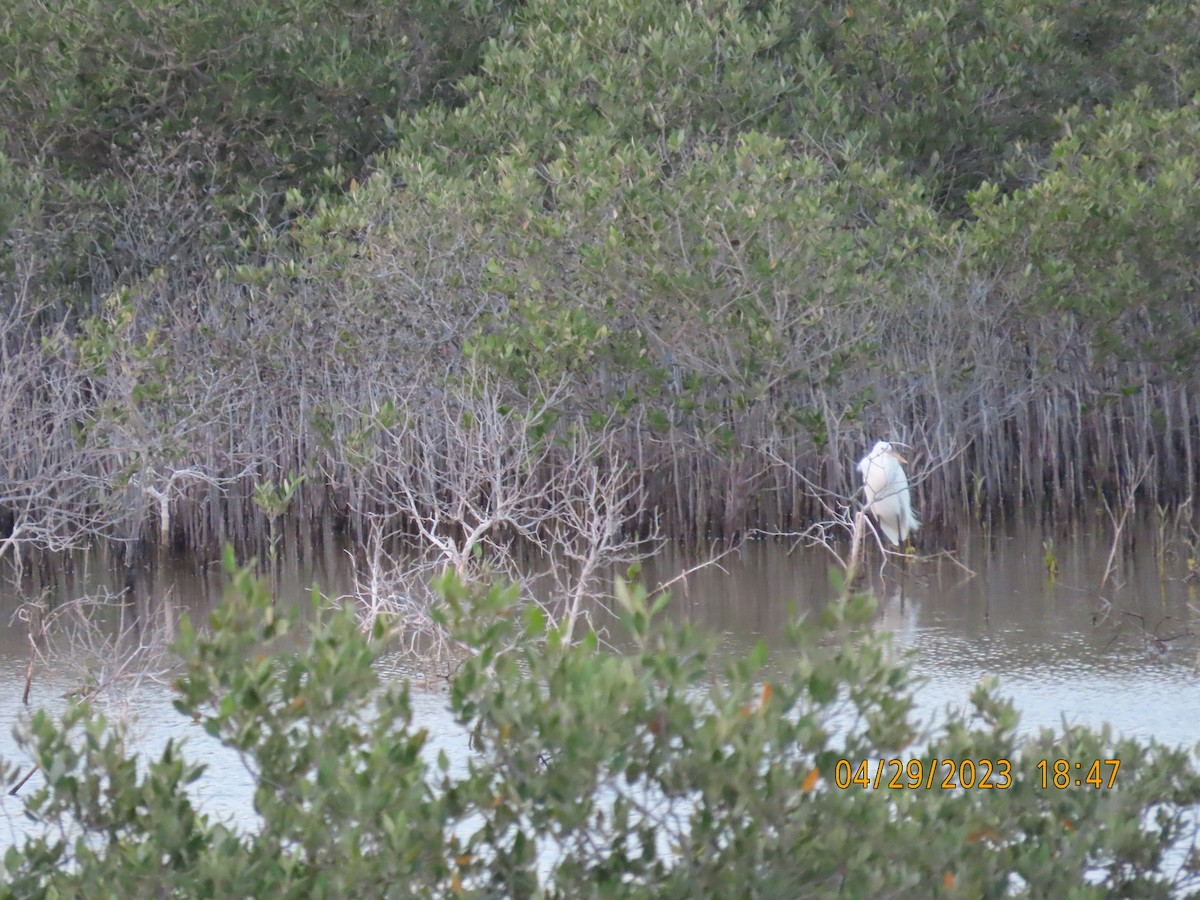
[832,758,1122,791]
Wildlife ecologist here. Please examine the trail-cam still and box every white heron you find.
[857,440,919,546]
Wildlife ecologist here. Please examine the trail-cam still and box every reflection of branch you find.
[651,541,739,600]
[8,586,178,795]
[18,588,48,707]
[1114,610,1196,658]
[920,548,977,578]
[9,761,40,797]
[1100,458,1152,590]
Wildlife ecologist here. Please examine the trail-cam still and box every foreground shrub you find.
[3,561,1199,897]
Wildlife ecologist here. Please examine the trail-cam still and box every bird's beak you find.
[890,451,908,465]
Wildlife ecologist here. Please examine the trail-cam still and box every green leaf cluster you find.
[0,0,514,294]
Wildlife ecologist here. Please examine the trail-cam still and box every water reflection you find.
[638,524,1200,748]
[1,519,1198,851]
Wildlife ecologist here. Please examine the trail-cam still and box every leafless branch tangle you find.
[338,370,657,652]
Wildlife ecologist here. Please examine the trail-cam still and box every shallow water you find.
[641,523,1200,747]
[1,519,1197,848]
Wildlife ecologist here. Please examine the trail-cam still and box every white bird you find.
[857,441,919,546]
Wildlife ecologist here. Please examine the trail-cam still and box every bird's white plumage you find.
[857,440,919,545]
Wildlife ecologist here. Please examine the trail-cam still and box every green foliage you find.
[0,0,509,186]
[970,95,1200,370]
[396,0,1199,212]
[341,0,1200,439]
[252,473,307,523]
[4,0,1200,544]
[4,560,1199,896]
[1045,2,1200,109]
[0,0,514,301]
[254,472,306,561]
[62,285,194,464]
[364,128,939,436]
[403,0,841,164]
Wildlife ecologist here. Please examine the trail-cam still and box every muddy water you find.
[1,520,1198,846]
[643,524,1200,747]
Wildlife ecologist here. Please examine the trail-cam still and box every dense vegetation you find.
[4,564,1199,896]
[2,0,1200,559]
[4,5,1198,892]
